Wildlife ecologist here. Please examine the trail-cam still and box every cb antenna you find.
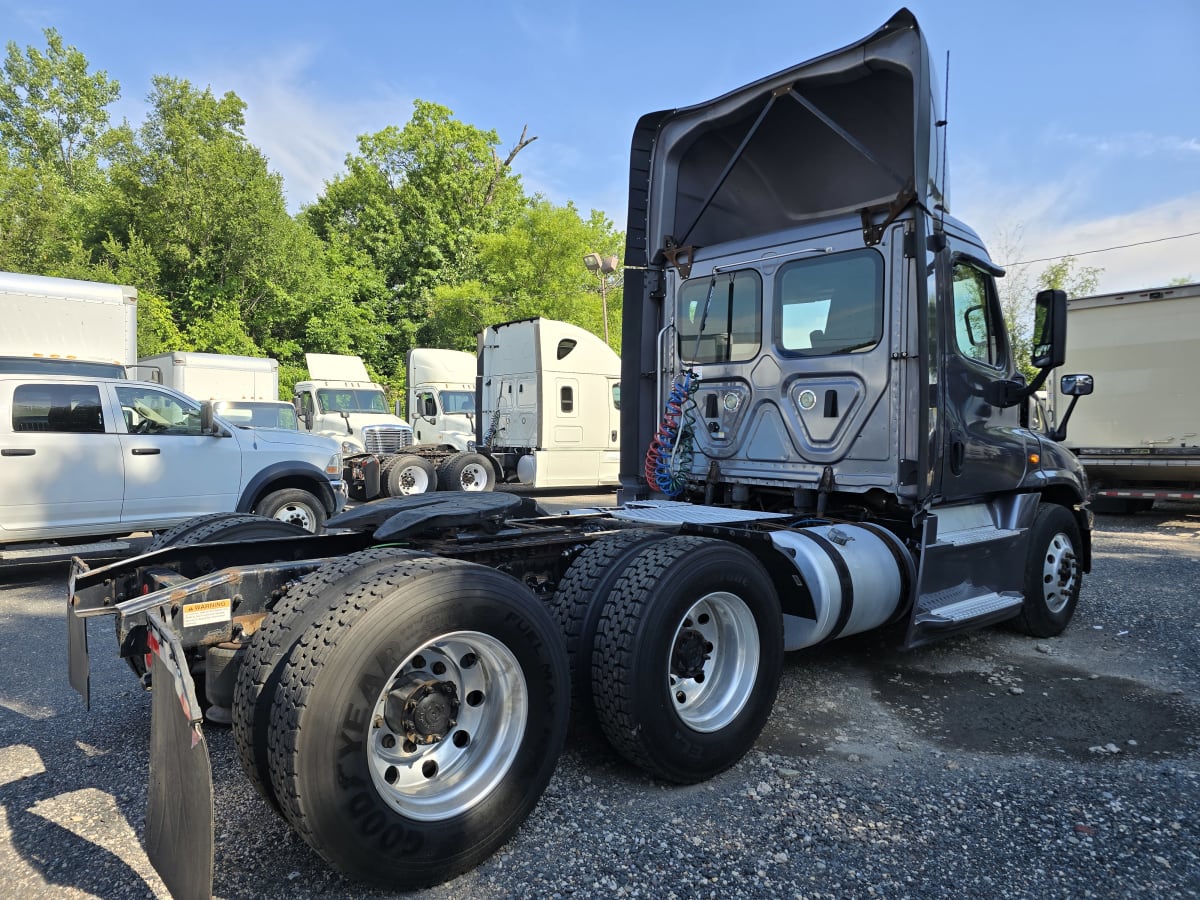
[936,50,950,229]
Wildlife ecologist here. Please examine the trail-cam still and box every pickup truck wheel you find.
[1015,504,1082,637]
[549,529,670,733]
[267,557,568,889]
[591,536,783,784]
[384,454,438,496]
[233,547,426,815]
[254,488,327,533]
[437,452,496,492]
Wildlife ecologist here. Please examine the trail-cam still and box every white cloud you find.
[971,192,1200,294]
[207,46,411,212]
[1048,127,1200,159]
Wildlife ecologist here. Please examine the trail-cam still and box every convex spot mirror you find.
[1061,373,1094,396]
[1031,289,1067,369]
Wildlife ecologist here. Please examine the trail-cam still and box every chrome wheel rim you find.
[667,592,759,733]
[1042,531,1078,614]
[367,631,527,821]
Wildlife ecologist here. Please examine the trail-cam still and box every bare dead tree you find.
[483,125,537,208]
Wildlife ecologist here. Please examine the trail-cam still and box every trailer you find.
[67,10,1093,897]
[0,270,137,378]
[1048,281,1200,512]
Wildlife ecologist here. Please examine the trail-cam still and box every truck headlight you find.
[340,440,359,455]
[326,453,343,476]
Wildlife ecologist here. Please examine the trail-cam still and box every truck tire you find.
[590,535,783,784]
[436,452,496,492]
[1014,503,1082,637]
[383,454,438,496]
[549,529,671,733]
[253,488,327,533]
[266,557,569,889]
[119,514,309,679]
[232,547,426,815]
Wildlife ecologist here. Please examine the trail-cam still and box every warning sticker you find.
[181,598,232,629]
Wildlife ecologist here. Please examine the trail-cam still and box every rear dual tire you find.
[589,535,783,784]
[253,557,568,889]
[381,454,438,496]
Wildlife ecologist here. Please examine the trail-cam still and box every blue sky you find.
[4,0,1198,293]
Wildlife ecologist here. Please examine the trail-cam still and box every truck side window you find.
[12,383,105,433]
[115,385,202,435]
[677,270,762,364]
[776,249,884,356]
[950,264,1004,368]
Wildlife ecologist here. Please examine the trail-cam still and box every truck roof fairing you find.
[625,8,945,271]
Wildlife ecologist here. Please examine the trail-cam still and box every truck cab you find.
[293,353,413,454]
[406,347,477,451]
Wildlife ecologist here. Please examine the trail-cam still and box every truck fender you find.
[237,462,337,515]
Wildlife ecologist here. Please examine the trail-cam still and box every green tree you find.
[304,101,536,372]
[0,29,118,275]
[99,76,328,361]
[0,28,119,188]
[1037,255,1102,297]
[471,200,623,347]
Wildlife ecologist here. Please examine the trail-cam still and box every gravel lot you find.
[1,498,1197,899]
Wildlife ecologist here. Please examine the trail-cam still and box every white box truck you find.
[1049,281,1200,511]
[0,270,137,378]
[139,351,279,400]
[139,351,303,433]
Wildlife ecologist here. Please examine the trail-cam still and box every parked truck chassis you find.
[65,9,1096,898]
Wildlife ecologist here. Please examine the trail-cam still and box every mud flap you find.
[145,614,214,900]
[67,593,90,708]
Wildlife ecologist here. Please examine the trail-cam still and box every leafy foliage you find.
[0,31,624,401]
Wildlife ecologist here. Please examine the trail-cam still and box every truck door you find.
[936,252,1028,500]
[113,383,242,524]
[1,381,123,532]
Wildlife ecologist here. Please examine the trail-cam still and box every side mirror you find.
[1060,373,1093,397]
[1049,373,1093,442]
[1030,289,1067,370]
[200,401,215,434]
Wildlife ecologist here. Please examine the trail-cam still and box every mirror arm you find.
[1050,395,1082,442]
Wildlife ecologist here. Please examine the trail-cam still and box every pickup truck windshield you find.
[215,401,299,430]
[317,388,388,414]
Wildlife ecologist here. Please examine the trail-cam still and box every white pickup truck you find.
[0,373,346,550]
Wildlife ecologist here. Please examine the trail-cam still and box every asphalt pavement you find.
[0,500,1196,899]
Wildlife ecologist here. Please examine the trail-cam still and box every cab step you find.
[914,589,1024,627]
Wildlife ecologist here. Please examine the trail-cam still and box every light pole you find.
[583,252,619,345]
